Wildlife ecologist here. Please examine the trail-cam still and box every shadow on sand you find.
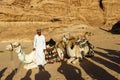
[21,69,32,80]
[95,47,120,64]
[91,56,120,73]
[5,68,17,80]
[80,59,117,80]
[58,61,84,80]
[35,68,51,80]
[0,67,7,79]
[116,43,120,45]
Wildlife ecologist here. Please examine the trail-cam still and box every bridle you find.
[10,43,14,51]
[10,43,25,62]
[75,39,88,48]
[10,43,21,51]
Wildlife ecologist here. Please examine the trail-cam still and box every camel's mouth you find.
[6,44,13,51]
[6,42,20,51]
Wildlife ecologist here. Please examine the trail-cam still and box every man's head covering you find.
[36,29,41,32]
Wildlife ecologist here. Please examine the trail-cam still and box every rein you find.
[10,43,26,62]
[76,39,88,48]
[10,43,14,51]
[10,43,14,61]
[17,46,26,62]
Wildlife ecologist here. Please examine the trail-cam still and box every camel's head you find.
[6,42,21,51]
[62,33,71,43]
[62,33,76,45]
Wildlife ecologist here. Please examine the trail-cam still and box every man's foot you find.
[38,65,45,71]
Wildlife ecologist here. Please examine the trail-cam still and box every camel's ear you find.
[18,43,21,46]
[77,35,81,40]
[14,42,21,46]
[63,34,65,37]
[84,32,92,36]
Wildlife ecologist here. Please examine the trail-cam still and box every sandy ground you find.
[0,26,120,80]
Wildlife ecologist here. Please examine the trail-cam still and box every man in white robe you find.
[33,29,46,70]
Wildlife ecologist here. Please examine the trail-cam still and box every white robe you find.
[34,34,46,66]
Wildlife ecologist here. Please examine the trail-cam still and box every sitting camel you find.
[62,32,94,64]
[75,32,94,57]
[62,33,83,64]
[6,42,37,70]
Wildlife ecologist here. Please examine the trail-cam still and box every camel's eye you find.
[65,38,68,41]
[66,38,69,40]
[64,36,69,41]
[13,45,18,48]
[12,45,16,48]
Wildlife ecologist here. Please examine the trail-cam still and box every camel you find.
[62,32,94,64]
[6,42,38,70]
[75,32,94,57]
[62,34,83,64]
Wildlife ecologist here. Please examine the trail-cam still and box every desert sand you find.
[0,24,120,80]
[0,0,120,80]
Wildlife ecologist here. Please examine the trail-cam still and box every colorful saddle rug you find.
[45,46,61,64]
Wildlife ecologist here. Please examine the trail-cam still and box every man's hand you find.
[43,49,46,53]
[33,48,36,51]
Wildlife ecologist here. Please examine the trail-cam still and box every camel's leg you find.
[24,62,38,70]
[16,62,24,73]
[67,58,75,64]
[80,51,85,60]
[29,62,38,69]
[72,58,79,64]
[57,48,64,60]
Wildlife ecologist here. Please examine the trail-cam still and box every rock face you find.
[0,0,120,28]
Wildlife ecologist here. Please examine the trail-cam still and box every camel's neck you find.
[67,44,75,51]
[66,41,76,57]
[15,46,25,62]
[15,46,23,54]
[66,40,75,49]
